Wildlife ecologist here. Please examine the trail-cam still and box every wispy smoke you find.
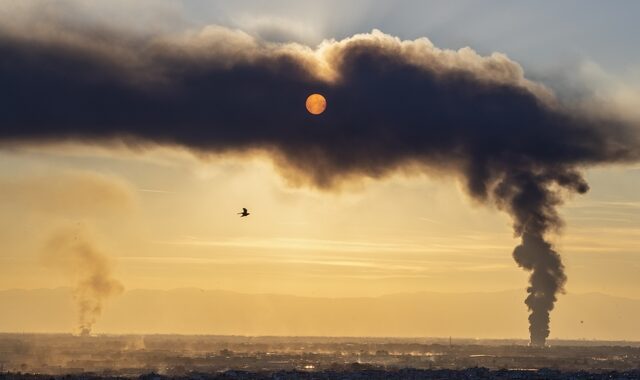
[0,171,135,217]
[3,24,639,345]
[43,227,124,336]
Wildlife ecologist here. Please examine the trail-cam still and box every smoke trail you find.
[494,169,588,345]
[43,227,124,336]
[3,24,639,344]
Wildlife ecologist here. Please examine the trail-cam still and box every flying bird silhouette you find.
[238,208,250,217]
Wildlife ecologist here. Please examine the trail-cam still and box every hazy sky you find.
[0,1,639,338]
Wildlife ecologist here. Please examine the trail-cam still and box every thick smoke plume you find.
[43,228,124,336]
[3,24,640,345]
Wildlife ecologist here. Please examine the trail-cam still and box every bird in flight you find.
[238,208,250,217]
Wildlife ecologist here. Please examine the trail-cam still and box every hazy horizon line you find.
[0,331,639,345]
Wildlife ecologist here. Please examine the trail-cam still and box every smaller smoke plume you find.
[42,227,124,336]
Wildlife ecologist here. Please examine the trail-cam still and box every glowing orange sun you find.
[305,93,327,115]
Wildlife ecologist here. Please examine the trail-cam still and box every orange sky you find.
[1,145,639,300]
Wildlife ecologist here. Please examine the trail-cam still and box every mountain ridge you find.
[1,287,638,340]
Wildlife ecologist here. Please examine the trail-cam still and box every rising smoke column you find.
[43,227,124,336]
[493,169,589,345]
[3,25,640,344]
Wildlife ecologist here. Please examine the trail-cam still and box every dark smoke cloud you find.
[2,25,639,344]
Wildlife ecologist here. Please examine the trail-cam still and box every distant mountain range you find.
[1,288,638,341]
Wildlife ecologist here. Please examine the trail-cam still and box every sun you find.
[305,93,327,115]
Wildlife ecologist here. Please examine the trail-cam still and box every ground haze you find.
[1,333,640,377]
